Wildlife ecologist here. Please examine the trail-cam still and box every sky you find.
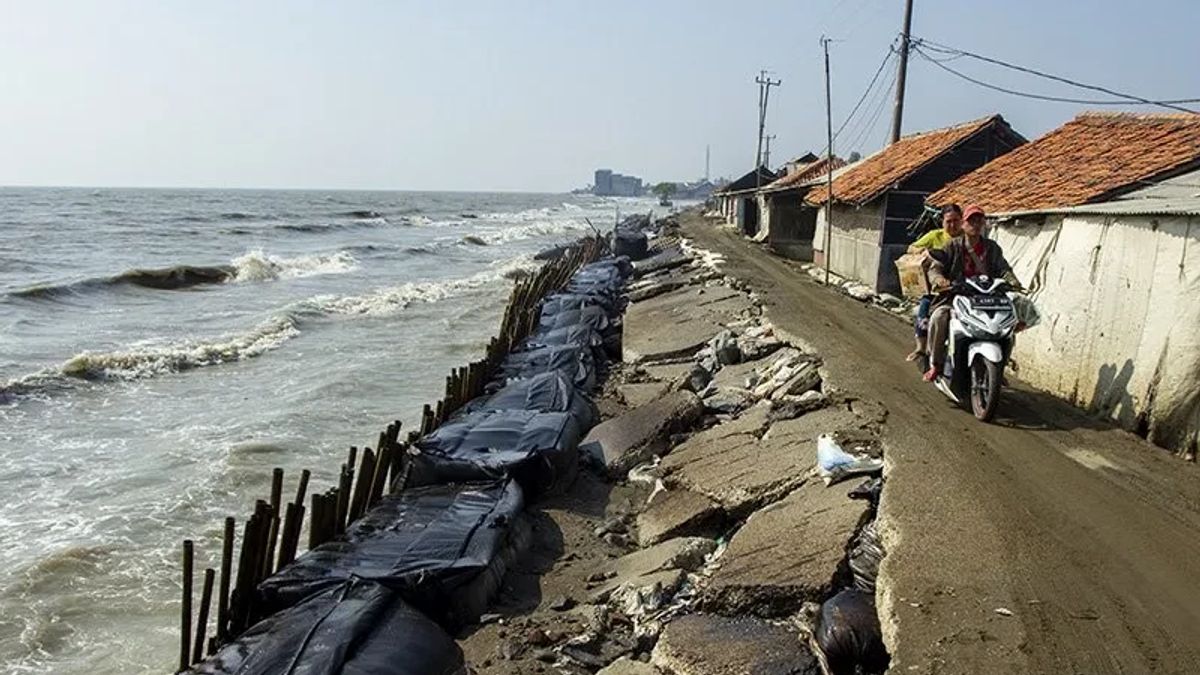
[1,0,1198,192]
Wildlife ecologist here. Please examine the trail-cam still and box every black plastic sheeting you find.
[462,371,598,428]
[193,579,466,675]
[257,479,527,629]
[848,520,884,594]
[493,344,597,392]
[816,589,890,675]
[537,305,612,335]
[406,410,584,497]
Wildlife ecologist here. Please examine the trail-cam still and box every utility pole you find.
[754,70,781,171]
[889,0,915,144]
[705,144,711,182]
[822,37,835,286]
[763,134,776,171]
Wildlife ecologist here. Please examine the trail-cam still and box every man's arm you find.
[928,244,953,291]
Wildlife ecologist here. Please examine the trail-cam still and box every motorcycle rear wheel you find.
[970,357,1002,422]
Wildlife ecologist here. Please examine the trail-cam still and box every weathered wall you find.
[995,213,1200,455]
[814,201,883,288]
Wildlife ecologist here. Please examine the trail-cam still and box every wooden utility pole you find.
[889,0,915,144]
[822,37,835,286]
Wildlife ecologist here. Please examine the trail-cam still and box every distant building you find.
[593,169,643,197]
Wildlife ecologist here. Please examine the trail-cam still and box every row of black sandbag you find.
[190,257,630,675]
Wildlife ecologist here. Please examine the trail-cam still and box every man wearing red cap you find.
[923,205,1022,382]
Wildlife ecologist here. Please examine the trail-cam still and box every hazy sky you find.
[2,1,1198,191]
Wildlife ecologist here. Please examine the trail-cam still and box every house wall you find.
[813,201,883,285]
[994,213,1200,456]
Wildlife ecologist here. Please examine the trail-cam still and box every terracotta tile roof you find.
[929,112,1200,214]
[764,156,847,191]
[805,115,1006,206]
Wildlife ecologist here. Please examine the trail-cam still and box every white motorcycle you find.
[921,276,1031,422]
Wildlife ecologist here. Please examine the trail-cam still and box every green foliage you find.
[652,182,678,198]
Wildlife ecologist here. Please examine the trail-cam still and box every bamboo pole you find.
[308,493,324,550]
[217,517,234,643]
[180,540,194,673]
[348,447,375,525]
[192,568,214,664]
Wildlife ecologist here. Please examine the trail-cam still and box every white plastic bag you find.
[816,434,884,486]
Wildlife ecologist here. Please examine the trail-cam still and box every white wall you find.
[813,201,884,288]
[994,213,1200,455]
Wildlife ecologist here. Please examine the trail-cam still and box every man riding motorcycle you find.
[924,204,1022,383]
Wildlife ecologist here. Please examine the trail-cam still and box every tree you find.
[652,182,678,198]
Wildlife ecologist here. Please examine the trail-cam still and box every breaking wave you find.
[7,251,357,301]
[0,255,539,400]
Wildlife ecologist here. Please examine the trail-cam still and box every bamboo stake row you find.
[177,235,605,671]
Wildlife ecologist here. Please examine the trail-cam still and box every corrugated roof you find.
[715,166,780,195]
[930,112,1200,214]
[763,156,847,192]
[805,115,1008,206]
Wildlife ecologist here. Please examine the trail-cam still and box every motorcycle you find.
[920,275,1030,422]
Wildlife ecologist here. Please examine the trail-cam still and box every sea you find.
[0,187,676,674]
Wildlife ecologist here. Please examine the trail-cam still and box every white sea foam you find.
[306,256,539,317]
[230,250,357,282]
[462,220,588,246]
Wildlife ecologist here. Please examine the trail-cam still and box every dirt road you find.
[681,216,1200,674]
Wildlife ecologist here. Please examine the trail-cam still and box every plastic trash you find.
[406,409,584,497]
[192,580,467,675]
[847,477,883,507]
[816,434,884,486]
[461,370,598,428]
[257,479,527,629]
[815,589,889,675]
[1010,293,1041,329]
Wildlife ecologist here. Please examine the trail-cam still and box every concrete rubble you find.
[459,223,888,675]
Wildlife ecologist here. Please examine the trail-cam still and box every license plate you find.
[972,295,1006,307]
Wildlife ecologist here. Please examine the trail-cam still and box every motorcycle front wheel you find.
[970,356,1002,422]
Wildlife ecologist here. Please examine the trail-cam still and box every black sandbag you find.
[524,323,604,353]
[848,519,884,593]
[614,228,649,260]
[816,589,890,675]
[406,409,583,497]
[538,304,613,335]
[193,580,466,675]
[256,480,527,628]
[462,370,598,428]
[542,290,619,315]
[494,344,596,392]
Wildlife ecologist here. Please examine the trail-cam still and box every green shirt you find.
[912,229,953,250]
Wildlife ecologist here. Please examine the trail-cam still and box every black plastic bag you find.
[816,589,889,675]
[462,370,598,428]
[406,409,583,497]
[257,480,527,628]
[848,519,884,594]
[614,228,649,260]
[193,580,466,675]
[538,304,613,335]
[541,290,619,316]
[494,344,596,392]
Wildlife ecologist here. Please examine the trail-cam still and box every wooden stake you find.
[192,568,214,665]
[180,540,194,673]
[217,517,234,644]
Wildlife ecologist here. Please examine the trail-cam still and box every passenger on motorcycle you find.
[905,203,962,363]
[924,205,1022,382]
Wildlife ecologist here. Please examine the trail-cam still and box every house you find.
[806,114,1026,293]
[712,166,780,236]
[754,155,847,260]
[929,112,1200,456]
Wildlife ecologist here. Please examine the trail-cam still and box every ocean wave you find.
[458,220,587,246]
[302,255,539,317]
[7,251,356,301]
[0,315,301,400]
[274,217,396,233]
[230,250,357,282]
[337,209,384,219]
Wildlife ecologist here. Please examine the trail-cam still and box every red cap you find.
[963,205,985,220]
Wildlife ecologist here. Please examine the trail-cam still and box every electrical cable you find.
[832,43,897,145]
[911,37,1200,112]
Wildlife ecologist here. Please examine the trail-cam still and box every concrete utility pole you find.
[763,134,776,171]
[889,0,915,145]
[705,144,711,182]
[822,37,835,286]
[754,70,782,171]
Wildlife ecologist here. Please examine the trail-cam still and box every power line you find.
[831,43,897,146]
[846,65,897,153]
[912,46,1200,107]
[911,37,1200,113]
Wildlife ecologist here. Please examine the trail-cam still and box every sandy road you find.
[681,216,1200,674]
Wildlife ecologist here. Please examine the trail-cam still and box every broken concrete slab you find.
[702,386,755,415]
[662,405,863,516]
[704,480,870,617]
[633,248,690,277]
[623,286,754,363]
[641,362,692,383]
[637,488,725,546]
[596,656,659,675]
[618,381,671,409]
[651,613,820,675]
[581,390,703,476]
[603,537,716,579]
